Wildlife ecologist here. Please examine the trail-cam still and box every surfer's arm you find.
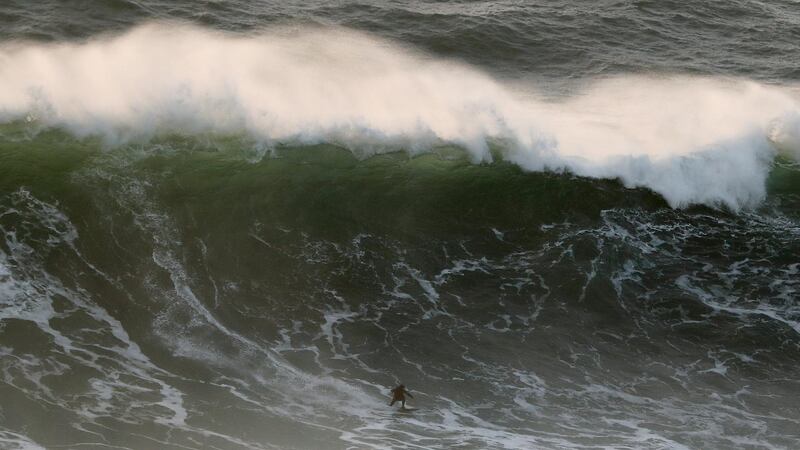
[405,390,413,398]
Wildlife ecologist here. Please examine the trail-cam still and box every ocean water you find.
[0,1,799,449]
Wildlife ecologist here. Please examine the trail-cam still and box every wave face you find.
[1,24,799,209]
[1,2,800,450]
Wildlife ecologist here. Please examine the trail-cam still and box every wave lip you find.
[1,22,799,209]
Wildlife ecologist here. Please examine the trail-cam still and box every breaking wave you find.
[1,22,799,208]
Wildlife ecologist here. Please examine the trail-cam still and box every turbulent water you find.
[1,1,800,449]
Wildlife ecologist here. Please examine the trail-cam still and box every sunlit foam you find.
[1,22,798,209]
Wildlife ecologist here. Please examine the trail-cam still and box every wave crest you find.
[1,22,799,209]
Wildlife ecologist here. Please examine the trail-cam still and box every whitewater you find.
[1,23,799,209]
[1,3,800,450]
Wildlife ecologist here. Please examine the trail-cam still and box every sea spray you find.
[1,23,799,208]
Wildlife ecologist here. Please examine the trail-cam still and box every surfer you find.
[389,384,413,408]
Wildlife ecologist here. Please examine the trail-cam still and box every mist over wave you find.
[1,23,799,209]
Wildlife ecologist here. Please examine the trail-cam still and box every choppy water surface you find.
[1,1,799,449]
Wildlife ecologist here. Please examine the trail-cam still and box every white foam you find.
[0,189,196,439]
[0,430,46,450]
[1,23,799,209]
